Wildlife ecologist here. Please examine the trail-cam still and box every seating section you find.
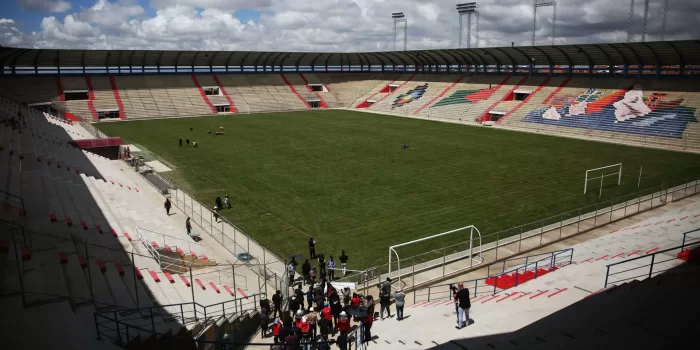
[214,74,309,113]
[115,76,214,119]
[367,199,700,349]
[0,97,257,347]
[499,77,700,149]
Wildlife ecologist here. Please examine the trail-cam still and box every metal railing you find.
[0,189,25,218]
[136,226,218,263]
[604,228,700,288]
[338,182,670,291]
[95,293,263,344]
[413,248,574,303]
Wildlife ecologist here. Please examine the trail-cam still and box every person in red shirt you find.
[361,312,373,343]
[351,293,361,307]
[271,318,282,343]
[320,303,333,336]
[335,311,351,335]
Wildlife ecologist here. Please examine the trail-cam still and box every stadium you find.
[1,0,700,349]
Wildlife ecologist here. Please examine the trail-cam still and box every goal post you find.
[388,225,482,284]
[584,163,622,195]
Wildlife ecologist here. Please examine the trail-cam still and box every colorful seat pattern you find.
[391,84,428,108]
[521,86,698,139]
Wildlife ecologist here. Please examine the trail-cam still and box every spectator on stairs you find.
[361,311,373,343]
[381,277,392,294]
[302,259,311,285]
[320,303,333,336]
[305,307,318,340]
[335,311,351,336]
[339,251,349,276]
[260,306,270,338]
[271,318,282,343]
[272,290,283,319]
[287,260,296,286]
[455,283,471,329]
[309,266,317,286]
[342,287,351,306]
[306,286,314,311]
[213,207,220,223]
[330,290,342,328]
[260,296,271,314]
[394,288,405,321]
[164,198,172,216]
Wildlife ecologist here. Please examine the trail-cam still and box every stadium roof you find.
[1,40,699,69]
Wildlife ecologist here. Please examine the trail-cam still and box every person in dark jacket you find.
[260,296,271,314]
[308,237,316,259]
[278,316,293,341]
[339,251,349,276]
[302,259,311,285]
[294,286,305,311]
[215,196,223,211]
[379,288,391,320]
[164,198,172,215]
[260,307,270,337]
[455,282,471,329]
[317,254,326,275]
[329,291,342,328]
[272,290,282,319]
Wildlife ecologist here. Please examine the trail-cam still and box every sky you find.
[0,0,698,52]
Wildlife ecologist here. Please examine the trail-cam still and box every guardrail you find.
[136,226,217,263]
[604,228,700,288]
[413,248,574,303]
[0,189,25,219]
[95,293,263,344]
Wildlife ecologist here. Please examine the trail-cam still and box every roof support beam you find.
[309,53,325,70]
[572,45,593,74]
[592,44,615,75]
[324,53,334,71]
[621,43,642,66]
[494,48,516,70]
[174,51,183,72]
[641,42,661,65]
[275,52,292,71]
[34,50,43,75]
[605,44,629,66]
[238,51,253,72]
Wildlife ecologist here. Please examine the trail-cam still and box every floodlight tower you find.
[392,13,408,51]
[660,0,669,40]
[532,0,557,46]
[641,0,650,42]
[627,0,635,42]
[457,2,479,48]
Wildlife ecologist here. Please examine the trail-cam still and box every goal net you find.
[388,225,482,284]
[584,163,622,197]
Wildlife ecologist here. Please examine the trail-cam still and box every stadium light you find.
[457,2,479,49]
[392,12,408,51]
[532,0,557,46]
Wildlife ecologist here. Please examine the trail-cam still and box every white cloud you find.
[19,0,71,13]
[2,0,699,51]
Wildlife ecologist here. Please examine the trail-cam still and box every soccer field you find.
[96,110,700,270]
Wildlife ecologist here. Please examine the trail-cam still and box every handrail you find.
[604,230,700,288]
[0,189,25,217]
[412,248,574,303]
[680,228,700,253]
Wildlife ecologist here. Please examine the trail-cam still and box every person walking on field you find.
[216,197,223,212]
[339,251,349,276]
[224,195,231,209]
[164,198,172,215]
[455,283,471,329]
[185,217,192,235]
[327,256,336,281]
[308,238,316,259]
[394,288,405,321]
[179,138,183,148]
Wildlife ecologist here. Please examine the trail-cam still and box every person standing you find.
[342,287,351,306]
[329,290,342,328]
[179,138,183,148]
[185,217,192,236]
[339,251,349,276]
[317,254,326,276]
[224,195,231,209]
[213,207,220,223]
[260,306,270,337]
[271,318,282,343]
[302,259,311,285]
[185,138,190,147]
[309,266,317,286]
[216,197,223,211]
[287,261,296,286]
[379,288,391,320]
[394,288,405,321]
[381,277,392,294]
[455,283,471,329]
[272,290,282,319]
[361,311,373,343]
[305,307,318,340]
[308,238,316,259]
[327,256,336,281]
[320,303,332,337]
[164,198,172,216]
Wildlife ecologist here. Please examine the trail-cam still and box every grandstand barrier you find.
[338,178,699,293]
[0,189,26,220]
[114,155,289,304]
[604,233,700,288]
[413,248,574,303]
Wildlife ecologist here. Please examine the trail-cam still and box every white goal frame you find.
[388,225,482,284]
[584,163,622,195]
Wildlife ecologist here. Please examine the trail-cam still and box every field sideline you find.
[96,110,700,270]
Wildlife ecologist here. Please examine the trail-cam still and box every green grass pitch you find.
[96,110,700,270]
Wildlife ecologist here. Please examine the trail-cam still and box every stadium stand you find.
[368,199,700,349]
[0,97,262,348]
